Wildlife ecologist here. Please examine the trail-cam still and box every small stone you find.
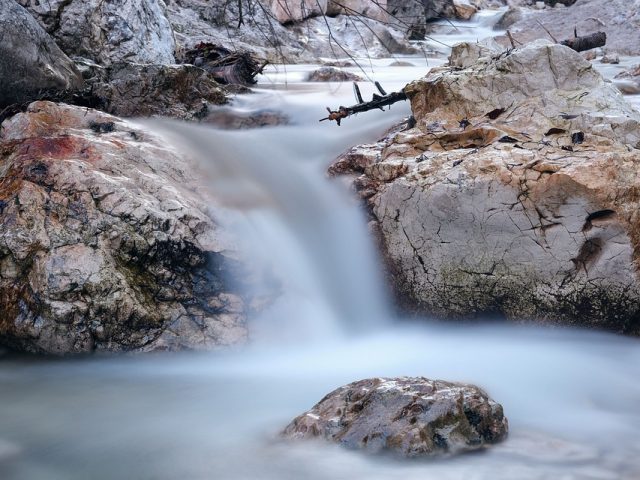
[601,54,620,64]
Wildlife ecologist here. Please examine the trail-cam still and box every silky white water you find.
[2,9,640,480]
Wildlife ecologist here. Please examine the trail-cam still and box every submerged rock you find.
[282,377,508,457]
[0,0,83,108]
[0,102,247,354]
[332,40,640,333]
[614,65,640,95]
[204,108,289,129]
[307,67,363,82]
[17,0,176,65]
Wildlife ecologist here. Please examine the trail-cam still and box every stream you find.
[1,8,640,480]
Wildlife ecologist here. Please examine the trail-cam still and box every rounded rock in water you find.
[282,376,508,457]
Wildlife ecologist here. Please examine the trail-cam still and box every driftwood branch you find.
[560,31,607,52]
[320,82,407,126]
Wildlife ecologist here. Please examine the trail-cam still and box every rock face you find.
[90,63,227,120]
[166,0,413,63]
[0,0,84,108]
[282,377,508,457]
[0,101,247,354]
[17,0,176,65]
[332,40,640,334]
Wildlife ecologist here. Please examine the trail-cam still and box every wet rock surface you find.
[90,63,227,120]
[282,377,508,457]
[0,101,247,354]
[331,40,640,333]
[0,0,84,108]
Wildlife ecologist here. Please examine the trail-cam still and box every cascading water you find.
[145,106,404,341]
[2,9,640,480]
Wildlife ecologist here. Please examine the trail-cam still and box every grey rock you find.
[17,0,176,65]
[0,101,247,354]
[493,7,524,30]
[91,63,227,120]
[282,377,508,457]
[167,0,415,63]
[326,0,388,21]
[0,0,83,108]
[269,0,328,23]
[332,41,640,333]
[614,65,640,95]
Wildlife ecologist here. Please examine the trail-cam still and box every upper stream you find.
[1,9,639,480]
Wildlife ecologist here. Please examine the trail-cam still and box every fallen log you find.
[320,82,407,126]
[181,43,266,85]
[560,31,607,52]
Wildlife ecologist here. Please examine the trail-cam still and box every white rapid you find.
[2,9,640,480]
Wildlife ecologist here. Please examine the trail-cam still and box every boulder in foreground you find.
[0,102,247,354]
[282,377,508,457]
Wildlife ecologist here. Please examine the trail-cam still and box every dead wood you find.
[320,82,407,126]
[182,43,266,85]
[560,31,607,52]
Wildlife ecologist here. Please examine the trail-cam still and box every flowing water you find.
[2,10,640,480]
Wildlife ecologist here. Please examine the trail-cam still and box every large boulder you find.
[282,377,508,457]
[332,40,640,334]
[17,0,176,65]
[0,102,247,354]
[269,0,328,23]
[326,0,388,21]
[0,0,83,108]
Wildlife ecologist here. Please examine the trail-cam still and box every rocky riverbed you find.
[1,1,640,477]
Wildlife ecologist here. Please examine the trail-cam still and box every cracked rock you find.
[331,40,640,334]
[282,377,508,457]
[0,101,247,354]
